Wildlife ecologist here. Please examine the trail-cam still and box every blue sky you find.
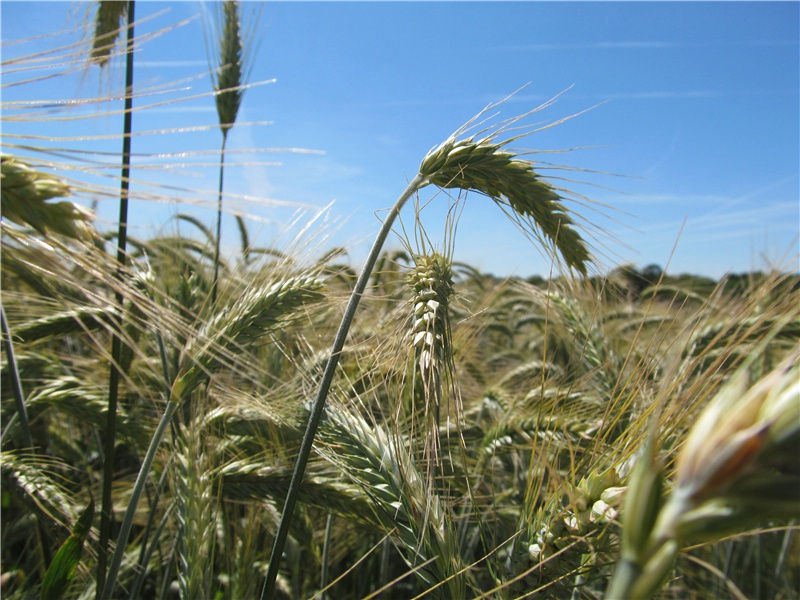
[2,1,798,278]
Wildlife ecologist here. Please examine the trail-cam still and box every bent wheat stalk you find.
[262,100,591,598]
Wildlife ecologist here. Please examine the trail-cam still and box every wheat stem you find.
[1,305,34,451]
[211,132,228,304]
[97,2,136,594]
[261,172,428,599]
[99,399,179,600]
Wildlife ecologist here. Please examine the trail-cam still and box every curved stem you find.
[260,172,428,599]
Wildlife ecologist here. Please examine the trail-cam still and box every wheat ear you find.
[172,275,324,401]
[263,100,591,597]
[89,1,128,66]
[175,417,217,600]
[419,133,589,274]
[317,404,466,596]
[405,252,456,480]
[607,348,800,599]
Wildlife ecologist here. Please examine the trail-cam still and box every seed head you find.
[419,134,590,274]
[213,1,245,133]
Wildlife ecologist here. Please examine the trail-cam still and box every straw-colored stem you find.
[261,172,428,599]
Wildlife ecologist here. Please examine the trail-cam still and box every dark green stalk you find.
[211,132,228,304]
[0,305,52,569]
[260,173,428,599]
[97,2,135,595]
[1,305,34,451]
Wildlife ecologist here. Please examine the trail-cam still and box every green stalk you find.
[99,399,179,600]
[97,3,136,594]
[260,172,428,599]
[1,305,34,451]
[319,513,333,600]
[211,132,228,304]
[0,305,52,569]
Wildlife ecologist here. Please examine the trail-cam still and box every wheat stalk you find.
[209,0,249,303]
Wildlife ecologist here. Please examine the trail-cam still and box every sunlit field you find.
[2,4,798,599]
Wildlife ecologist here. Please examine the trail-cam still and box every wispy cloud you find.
[610,200,798,244]
[135,60,208,68]
[493,40,799,52]
[593,90,721,100]
[610,192,730,206]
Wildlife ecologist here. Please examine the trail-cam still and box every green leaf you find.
[40,500,94,600]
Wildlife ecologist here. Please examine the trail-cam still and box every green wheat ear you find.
[212,0,245,133]
[1,155,93,240]
[90,1,128,66]
[419,134,590,275]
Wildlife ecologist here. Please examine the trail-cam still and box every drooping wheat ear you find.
[419,133,590,275]
[0,451,77,527]
[172,275,324,401]
[212,1,244,134]
[607,347,800,599]
[405,253,456,475]
[90,1,128,66]
[1,155,92,241]
[264,99,592,596]
[175,417,217,600]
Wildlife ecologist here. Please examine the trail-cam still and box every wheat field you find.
[1,4,798,599]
